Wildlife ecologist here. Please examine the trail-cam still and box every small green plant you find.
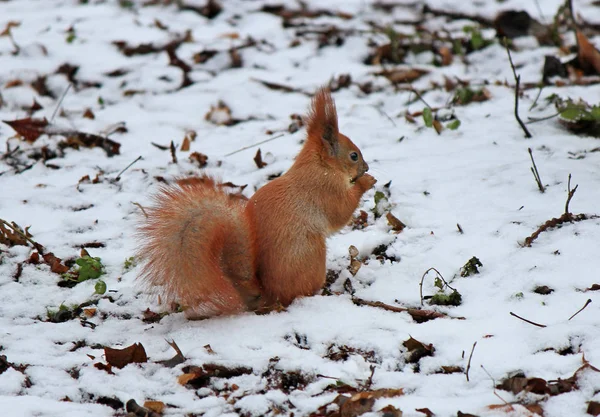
[421,268,463,307]
[47,303,76,323]
[61,254,105,285]
[422,107,433,127]
[463,26,490,51]
[123,256,137,273]
[373,191,391,218]
[460,257,483,277]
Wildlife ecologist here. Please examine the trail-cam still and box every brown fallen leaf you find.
[179,364,253,389]
[0,21,20,36]
[143,401,165,414]
[189,152,208,168]
[585,284,600,292]
[104,343,148,369]
[576,30,600,75]
[156,340,185,368]
[180,135,191,151]
[205,101,233,125]
[334,388,404,417]
[386,212,406,233]
[254,148,267,169]
[416,407,434,417]
[381,404,403,417]
[588,401,600,416]
[375,68,428,84]
[438,46,453,66]
[83,108,95,120]
[94,362,114,374]
[348,245,361,276]
[403,337,435,363]
[3,118,49,143]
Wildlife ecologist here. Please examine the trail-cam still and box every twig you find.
[509,311,547,328]
[351,297,450,322]
[526,112,559,123]
[169,140,177,164]
[419,267,456,306]
[364,365,376,390]
[115,156,142,181]
[528,148,545,193]
[373,105,396,127]
[132,202,148,219]
[523,174,599,247]
[457,223,464,234]
[224,133,285,157]
[399,87,432,109]
[465,342,477,382]
[503,39,532,138]
[529,86,544,110]
[480,365,512,408]
[568,299,592,320]
[251,78,311,96]
[50,83,72,123]
[565,174,577,215]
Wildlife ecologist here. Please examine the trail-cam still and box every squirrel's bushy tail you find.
[137,177,259,318]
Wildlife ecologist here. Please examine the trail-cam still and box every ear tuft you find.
[305,87,339,155]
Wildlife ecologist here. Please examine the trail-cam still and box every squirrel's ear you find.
[306,87,339,156]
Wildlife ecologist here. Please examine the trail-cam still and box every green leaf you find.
[75,255,105,282]
[430,290,462,306]
[447,119,461,130]
[95,280,107,295]
[423,107,433,127]
[460,256,483,277]
[434,277,444,290]
[560,106,586,121]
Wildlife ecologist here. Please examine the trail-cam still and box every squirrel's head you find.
[305,88,369,183]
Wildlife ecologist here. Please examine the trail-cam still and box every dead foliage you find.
[179,363,253,389]
[523,175,599,247]
[2,118,121,156]
[104,343,148,369]
[352,297,450,323]
[497,356,599,397]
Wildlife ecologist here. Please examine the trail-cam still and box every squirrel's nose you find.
[363,161,369,172]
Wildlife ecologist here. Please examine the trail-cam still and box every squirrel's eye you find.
[350,152,359,162]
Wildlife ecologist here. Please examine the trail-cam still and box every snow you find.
[1,0,600,416]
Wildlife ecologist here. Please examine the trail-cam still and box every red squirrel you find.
[137,88,376,318]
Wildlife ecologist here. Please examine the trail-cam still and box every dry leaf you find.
[576,30,600,75]
[3,117,49,143]
[438,46,453,66]
[104,343,148,369]
[156,340,185,368]
[83,108,95,119]
[386,212,406,233]
[403,337,435,363]
[205,101,233,125]
[375,68,428,84]
[432,120,443,135]
[254,148,267,168]
[588,401,600,416]
[0,21,20,36]
[143,401,165,414]
[189,152,208,168]
[180,136,190,152]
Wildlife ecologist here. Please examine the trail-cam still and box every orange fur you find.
[247,87,375,306]
[137,176,260,318]
[137,88,376,316]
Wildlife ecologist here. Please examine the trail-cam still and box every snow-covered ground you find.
[1,0,599,416]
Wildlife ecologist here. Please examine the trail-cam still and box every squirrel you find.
[137,88,376,318]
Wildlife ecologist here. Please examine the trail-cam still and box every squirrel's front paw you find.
[358,173,377,190]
